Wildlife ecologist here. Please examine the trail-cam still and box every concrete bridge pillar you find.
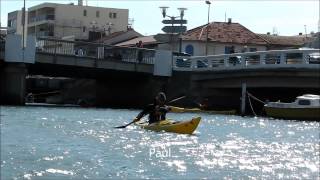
[0,63,27,105]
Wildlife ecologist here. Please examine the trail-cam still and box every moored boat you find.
[264,94,320,120]
[135,117,201,134]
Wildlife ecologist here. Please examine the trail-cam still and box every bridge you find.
[1,35,319,112]
[171,49,320,110]
[33,37,157,77]
[0,35,173,106]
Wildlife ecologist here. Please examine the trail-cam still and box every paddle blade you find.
[114,125,127,129]
[114,121,135,129]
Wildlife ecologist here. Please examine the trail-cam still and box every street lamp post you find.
[205,0,211,56]
[90,20,101,41]
[22,0,26,62]
[178,8,187,53]
[105,22,113,35]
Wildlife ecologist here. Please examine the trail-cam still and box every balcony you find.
[29,14,55,24]
[37,31,54,37]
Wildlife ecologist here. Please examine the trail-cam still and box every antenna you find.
[128,18,135,29]
[304,25,308,38]
[272,27,278,36]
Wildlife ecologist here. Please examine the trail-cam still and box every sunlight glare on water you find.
[0,106,319,179]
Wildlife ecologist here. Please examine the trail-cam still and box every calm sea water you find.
[0,106,319,179]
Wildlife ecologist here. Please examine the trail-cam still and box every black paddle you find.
[114,95,186,128]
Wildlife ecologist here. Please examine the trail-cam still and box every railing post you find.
[302,52,309,64]
[260,53,266,65]
[241,55,246,67]
[53,40,57,64]
[224,56,229,67]
[191,58,197,69]
[280,52,286,64]
[207,58,212,68]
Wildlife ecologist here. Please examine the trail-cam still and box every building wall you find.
[54,4,128,39]
[27,3,128,39]
[7,10,28,36]
[180,41,267,56]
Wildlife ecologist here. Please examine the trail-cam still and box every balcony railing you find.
[37,31,54,37]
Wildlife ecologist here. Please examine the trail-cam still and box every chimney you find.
[267,32,270,35]
[228,18,232,24]
[78,0,83,6]
[299,32,303,35]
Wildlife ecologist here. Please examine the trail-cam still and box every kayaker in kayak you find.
[133,92,170,124]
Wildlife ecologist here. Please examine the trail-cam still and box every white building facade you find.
[27,3,129,40]
[179,41,267,56]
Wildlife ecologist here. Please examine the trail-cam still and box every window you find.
[83,10,87,16]
[250,48,257,52]
[109,12,117,19]
[7,19,17,28]
[83,26,86,32]
[8,20,12,27]
[225,46,233,54]
[96,11,100,18]
[298,100,311,105]
[185,44,194,56]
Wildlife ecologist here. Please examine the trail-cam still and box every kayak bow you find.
[135,117,201,134]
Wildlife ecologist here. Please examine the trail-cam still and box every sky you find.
[0,0,319,36]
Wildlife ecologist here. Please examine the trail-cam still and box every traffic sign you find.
[162,19,187,25]
[162,26,187,33]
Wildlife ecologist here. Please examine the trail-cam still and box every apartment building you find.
[27,2,129,40]
[7,10,28,35]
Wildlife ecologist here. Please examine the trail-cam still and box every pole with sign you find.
[159,7,187,53]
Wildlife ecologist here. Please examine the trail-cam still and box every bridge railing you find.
[173,49,320,71]
[36,38,155,65]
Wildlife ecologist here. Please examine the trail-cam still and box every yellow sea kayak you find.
[135,117,201,134]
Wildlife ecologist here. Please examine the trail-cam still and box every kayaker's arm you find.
[135,105,153,122]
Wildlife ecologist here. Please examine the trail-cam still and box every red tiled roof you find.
[183,22,267,45]
[94,29,142,42]
[257,34,313,46]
